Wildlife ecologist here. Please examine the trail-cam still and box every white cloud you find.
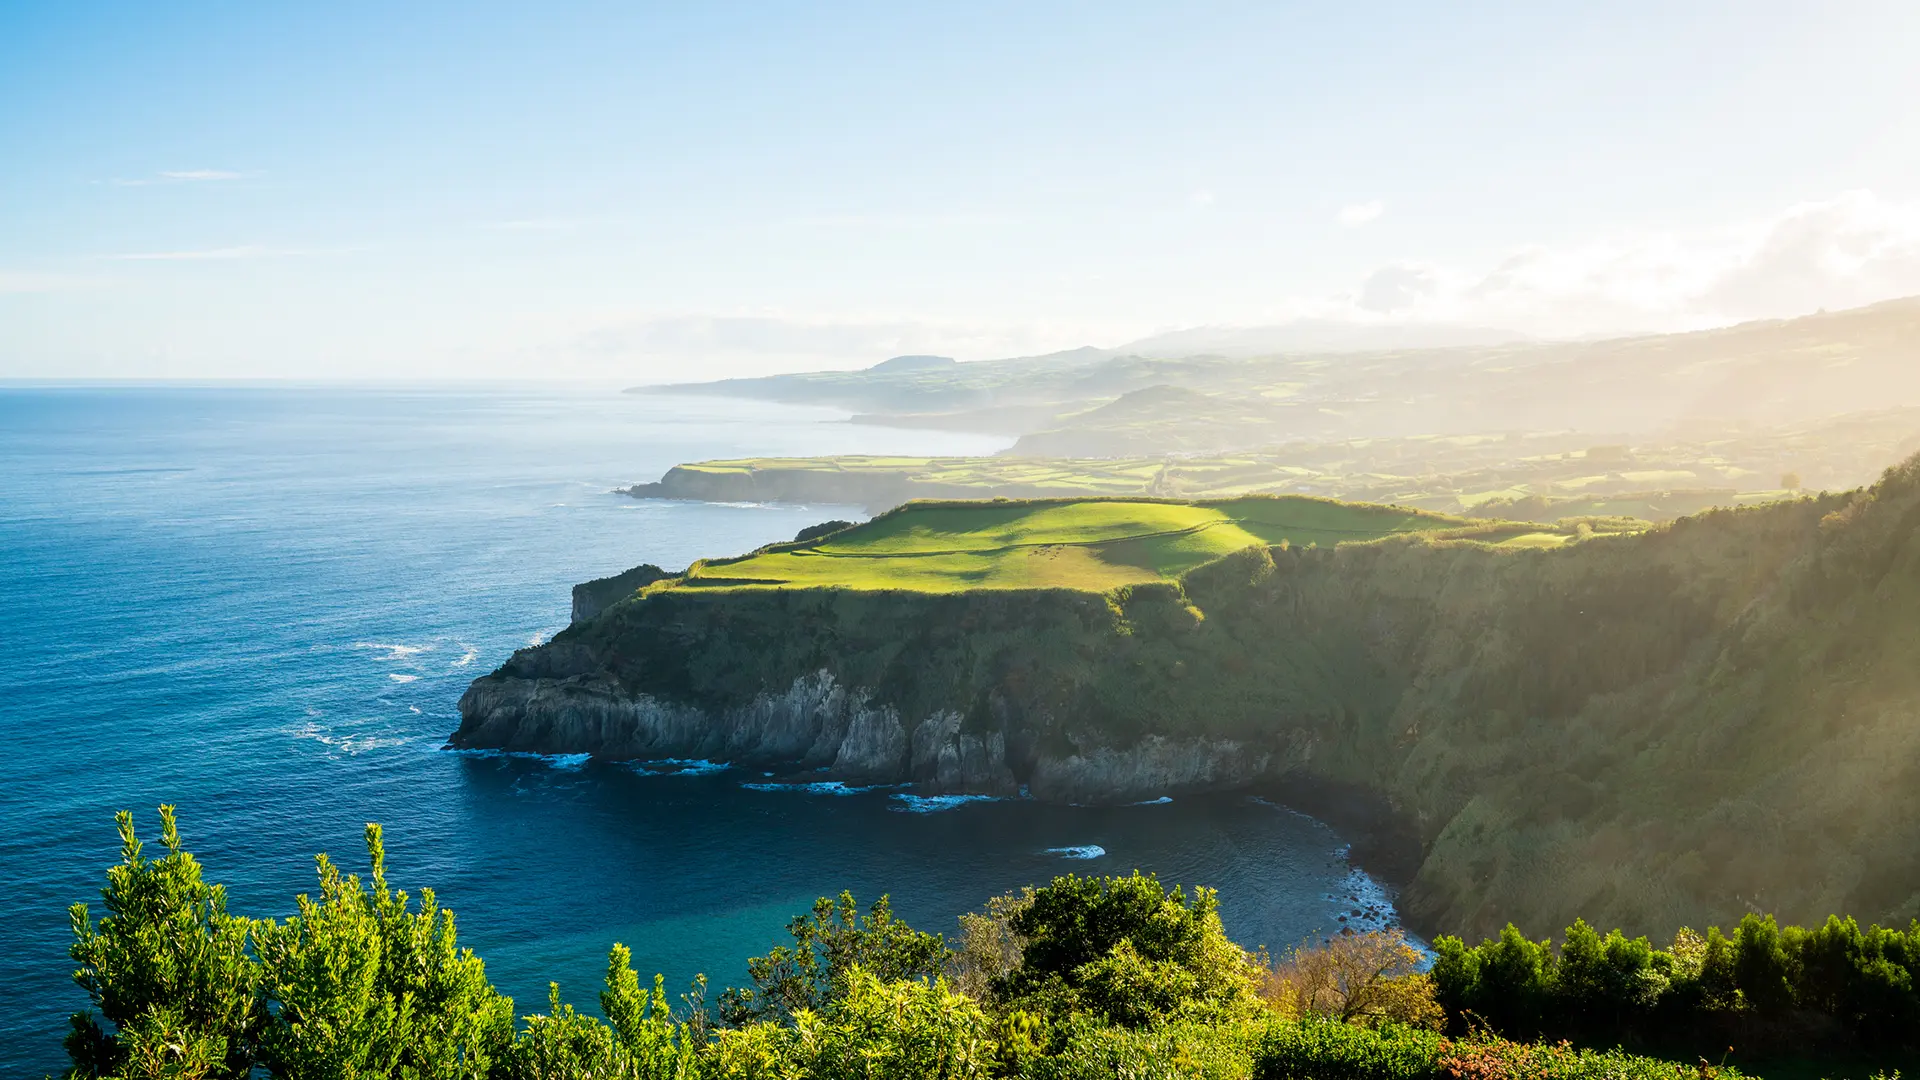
[1190,189,1217,207]
[1337,200,1384,227]
[159,169,246,181]
[106,169,254,186]
[104,245,304,261]
[1341,190,1920,336]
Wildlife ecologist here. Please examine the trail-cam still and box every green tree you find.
[1002,872,1259,1027]
[1731,913,1796,1017]
[65,806,260,1080]
[1552,919,1665,1034]
[1430,924,1553,1037]
[252,824,515,1079]
[716,892,949,1026]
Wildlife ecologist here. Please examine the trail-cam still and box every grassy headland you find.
[678,497,1511,593]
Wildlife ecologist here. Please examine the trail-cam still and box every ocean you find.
[0,384,1403,1075]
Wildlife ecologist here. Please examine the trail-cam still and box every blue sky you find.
[3,1,1918,378]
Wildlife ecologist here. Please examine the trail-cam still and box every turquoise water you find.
[0,385,1401,1075]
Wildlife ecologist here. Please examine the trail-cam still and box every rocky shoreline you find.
[453,667,1293,805]
[451,662,1430,921]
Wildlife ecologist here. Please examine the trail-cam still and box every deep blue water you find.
[0,384,1401,1075]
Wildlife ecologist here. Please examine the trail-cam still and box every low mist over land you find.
[628,297,1920,520]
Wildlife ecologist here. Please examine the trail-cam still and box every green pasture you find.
[679,496,1470,593]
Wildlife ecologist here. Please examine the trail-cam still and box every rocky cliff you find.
[457,456,1920,941]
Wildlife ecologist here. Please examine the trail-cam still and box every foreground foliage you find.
[62,809,1918,1080]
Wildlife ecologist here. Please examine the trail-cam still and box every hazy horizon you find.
[5,2,1919,381]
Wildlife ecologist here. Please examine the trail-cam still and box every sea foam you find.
[890,793,1000,813]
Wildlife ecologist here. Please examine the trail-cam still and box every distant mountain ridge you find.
[634,296,1920,456]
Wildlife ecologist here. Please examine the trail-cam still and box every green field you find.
[633,403,1920,522]
[679,496,1476,592]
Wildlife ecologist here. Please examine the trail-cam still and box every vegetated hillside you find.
[457,454,1920,943]
[636,297,1920,454]
[676,497,1492,593]
[625,407,1920,519]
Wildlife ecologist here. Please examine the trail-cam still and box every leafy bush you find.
[1253,1017,1445,1080]
[715,891,949,1026]
[504,947,701,1080]
[1002,872,1261,1027]
[65,807,259,1080]
[708,969,996,1080]
[1019,1016,1263,1080]
[251,824,515,1079]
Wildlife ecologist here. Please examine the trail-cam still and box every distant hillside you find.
[635,297,1920,456]
[623,406,1920,519]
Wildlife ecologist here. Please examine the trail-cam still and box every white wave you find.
[742,780,874,796]
[1131,796,1173,805]
[452,645,480,668]
[409,706,422,714]
[636,758,730,776]
[354,642,432,660]
[890,793,1000,813]
[388,673,419,683]
[287,722,412,756]
[528,630,549,646]
[445,747,593,770]
[1046,845,1107,860]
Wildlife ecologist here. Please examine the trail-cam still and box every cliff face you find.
[456,456,1920,941]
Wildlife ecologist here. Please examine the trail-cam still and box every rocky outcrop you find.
[571,564,675,625]
[621,466,920,510]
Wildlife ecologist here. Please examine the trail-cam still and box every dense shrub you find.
[706,969,997,1080]
[1430,914,1920,1054]
[1001,871,1261,1027]
[1019,1016,1263,1080]
[251,824,515,1079]
[1253,1017,1445,1080]
[65,808,259,1080]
